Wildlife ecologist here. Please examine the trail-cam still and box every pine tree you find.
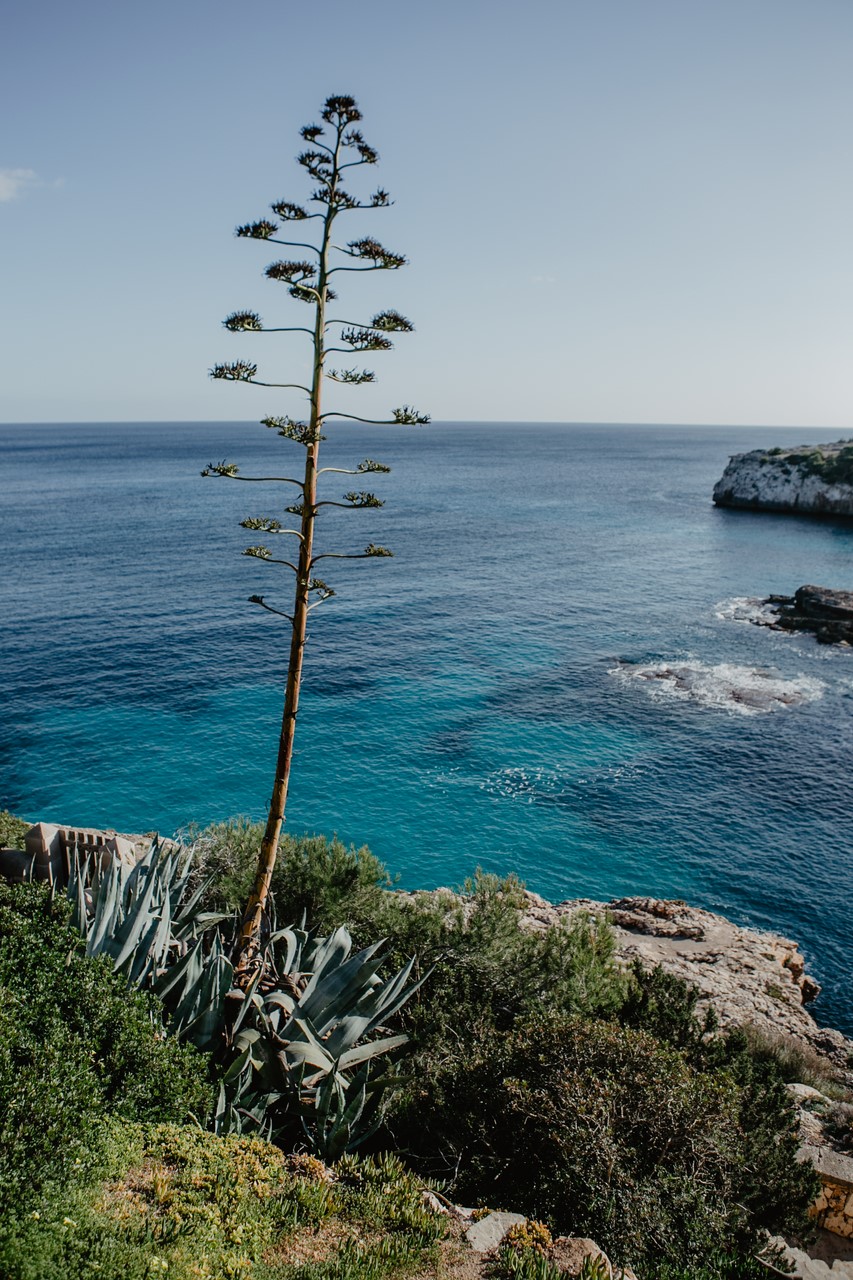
[206,95,427,973]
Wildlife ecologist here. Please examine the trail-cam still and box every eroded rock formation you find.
[713,441,853,517]
[760,585,853,646]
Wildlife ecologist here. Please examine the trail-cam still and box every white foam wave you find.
[714,596,779,626]
[610,660,824,716]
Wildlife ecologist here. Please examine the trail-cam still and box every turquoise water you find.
[2,421,852,1031]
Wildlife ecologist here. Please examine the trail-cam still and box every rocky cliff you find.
[399,886,853,1079]
[713,441,853,517]
[521,894,853,1078]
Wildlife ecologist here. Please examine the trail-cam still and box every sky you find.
[2,0,852,427]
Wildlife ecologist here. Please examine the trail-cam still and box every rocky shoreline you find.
[525,893,853,1077]
[713,440,853,517]
[5,821,850,1078]
[401,888,853,1079]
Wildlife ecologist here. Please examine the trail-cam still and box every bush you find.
[0,881,211,1219]
[376,875,627,1051]
[395,1012,817,1276]
[0,810,30,849]
[185,817,391,923]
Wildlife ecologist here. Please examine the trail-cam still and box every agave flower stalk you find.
[208,95,428,976]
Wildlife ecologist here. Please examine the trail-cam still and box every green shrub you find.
[0,809,30,849]
[185,817,392,922]
[619,960,717,1051]
[356,874,628,1051]
[0,881,211,1219]
[395,1012,817,1276]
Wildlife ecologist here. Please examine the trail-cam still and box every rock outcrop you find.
[399,886,853,1079]
[518,894,853,1077]
[760,586,853,646]
[713,441,853,517]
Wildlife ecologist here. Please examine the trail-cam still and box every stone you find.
[24,822,64,882]
[0,848,34,882]
[751,586,853,647]
[464,1211,526,1253]
[518,893,853,1081]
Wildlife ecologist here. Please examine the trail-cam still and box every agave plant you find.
[66,840,220,988]
[63,845,427,1159]
[164,922,428,1160]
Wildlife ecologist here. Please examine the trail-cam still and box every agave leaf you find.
[300,926,354,994]
[126,914,163,986]
[264,989,296,1016]
[66,853,90,935]
[229,965,264,1036]
[336,1033,409,1072]
[269,926,299,976]
[221,1044,253,1084]
[298,941,384,1025]
[359,962,434,1039]
[87,863,123,955]
[323,1008,396,1059]
[155,937,202,1001]
[279,1037,335,1073]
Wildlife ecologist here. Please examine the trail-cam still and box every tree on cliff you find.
[206,94,428,975]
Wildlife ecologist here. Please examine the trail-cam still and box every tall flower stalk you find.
[206,95,427,974]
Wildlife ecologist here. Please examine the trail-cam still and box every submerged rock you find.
[713,441,853,517]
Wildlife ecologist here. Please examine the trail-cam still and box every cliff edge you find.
[713,440,853,516]
[522,894,853,1078]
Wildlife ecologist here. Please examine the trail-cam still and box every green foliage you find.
[363,875,627,1061]
[396,1012,816,1275]
[167,922,428,1160]
[0,809,30,849]
[619,960,717,1051]
[184,818,391,923]
[0,881,211,1220]
[0,1125,444,1280]
[818,442,853,485]
[502,1220,553,1254]
[492,1245,564,1280]
[778,441,853,485]
[67,838,219,987]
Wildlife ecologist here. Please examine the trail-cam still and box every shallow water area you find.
[1,421,852,1032]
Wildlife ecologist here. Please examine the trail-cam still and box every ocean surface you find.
[2,421,852,1033]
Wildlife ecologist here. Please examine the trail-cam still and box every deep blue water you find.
[2,421,852,1032]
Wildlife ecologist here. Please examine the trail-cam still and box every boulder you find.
[464,1211,527,1253]
[760,586,853,646]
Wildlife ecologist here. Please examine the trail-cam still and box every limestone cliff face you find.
[713,441,853,517]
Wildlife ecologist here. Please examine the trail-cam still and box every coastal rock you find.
[760,586,853,646]
[398,886,853,1078]
[713,441,853,517]
[464,1211,526,1252]
[519,894,853,1078]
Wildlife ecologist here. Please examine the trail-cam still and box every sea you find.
[2,421,851,1033]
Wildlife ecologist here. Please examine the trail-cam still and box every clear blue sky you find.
[2,0,852,426]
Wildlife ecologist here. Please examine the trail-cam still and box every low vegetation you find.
[0,808,30,849]
[1,1124,442,1280]
[762,440,853,486]
[0,816,825,1279]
